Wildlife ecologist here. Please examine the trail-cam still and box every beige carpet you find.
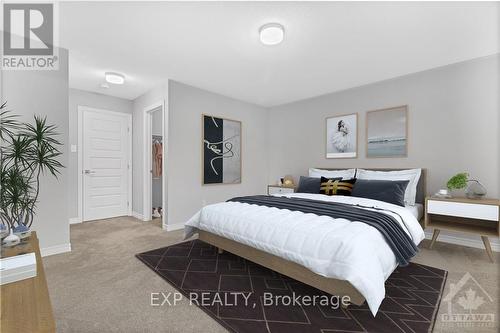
[44,217,499,333]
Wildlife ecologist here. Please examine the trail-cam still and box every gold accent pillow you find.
[320,177,356,196]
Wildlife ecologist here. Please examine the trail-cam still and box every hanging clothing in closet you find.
[153,138,163,177]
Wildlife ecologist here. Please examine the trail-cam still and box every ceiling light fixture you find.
[259,23,284,46]
[105,72,125,85]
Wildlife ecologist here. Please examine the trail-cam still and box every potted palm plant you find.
[0,102,64,246]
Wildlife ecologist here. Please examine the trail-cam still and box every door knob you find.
[84,170,96,174]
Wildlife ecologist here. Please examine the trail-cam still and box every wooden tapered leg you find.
[481,236,494,263]
[429,229,440,249]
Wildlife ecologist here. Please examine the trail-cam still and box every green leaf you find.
[0,106,64,227]
[447,172,468,190]
[0,102,21,140]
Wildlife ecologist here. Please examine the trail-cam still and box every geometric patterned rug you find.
[137,240,447,333]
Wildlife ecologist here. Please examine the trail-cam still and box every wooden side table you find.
[0,232,56,332]
[424,196,499,262]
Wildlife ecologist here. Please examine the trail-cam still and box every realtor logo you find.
[441,272,495,328]
[2,2,58,70]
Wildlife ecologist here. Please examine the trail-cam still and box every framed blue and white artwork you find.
[366,105,408,158]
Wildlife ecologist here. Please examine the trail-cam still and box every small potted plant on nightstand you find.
[446,172,487,199]
[446,172,468,197]
[0,102,64,246]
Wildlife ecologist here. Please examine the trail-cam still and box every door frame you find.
[142,100,167,228]
[77,106,133,223]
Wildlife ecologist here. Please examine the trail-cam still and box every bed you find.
[185,168,427,316]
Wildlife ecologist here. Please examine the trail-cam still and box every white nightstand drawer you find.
[268,186,295,195]
[427,200,499,221]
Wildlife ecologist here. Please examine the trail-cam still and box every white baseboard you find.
[165,223,184,232]
[69,217,82,224]
[132,211,144,221]
[424,230,500,252]
[40,243,71,257]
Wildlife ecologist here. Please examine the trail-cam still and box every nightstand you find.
[425,196,499,262]
[267,185,295,195]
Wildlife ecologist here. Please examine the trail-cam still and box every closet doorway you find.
[143,101,167,228]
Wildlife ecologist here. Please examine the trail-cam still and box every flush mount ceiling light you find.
[259,23,284,45]
[105,72,125,85]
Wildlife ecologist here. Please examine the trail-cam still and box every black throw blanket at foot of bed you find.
[228,195,419,266]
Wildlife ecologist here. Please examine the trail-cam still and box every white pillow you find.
[308,168,356,180]
[356,168,421,206]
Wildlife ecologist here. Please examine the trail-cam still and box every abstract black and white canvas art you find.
[203,115,241,184]
[366,105,408,157]
[326,113,357,158]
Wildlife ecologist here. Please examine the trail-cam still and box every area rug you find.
[137,240,447,333]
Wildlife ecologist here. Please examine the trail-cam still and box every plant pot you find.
[13,224,31,240]
[0,224,9,240]
[447,189,464,198]
[2,229,20,247]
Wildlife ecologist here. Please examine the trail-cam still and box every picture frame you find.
[325,113,358,159]
[202,114,242,185]
[366,105,408,158]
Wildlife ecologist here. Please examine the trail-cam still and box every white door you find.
[83,110,130,221]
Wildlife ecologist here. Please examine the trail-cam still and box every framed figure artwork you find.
[326,113,358,158]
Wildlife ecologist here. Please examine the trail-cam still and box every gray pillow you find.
[296,176,322,194]
[351,179,409,206]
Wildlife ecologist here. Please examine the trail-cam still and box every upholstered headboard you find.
[314,168,427,205]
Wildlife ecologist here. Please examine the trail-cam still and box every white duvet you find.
[184,193,425,316]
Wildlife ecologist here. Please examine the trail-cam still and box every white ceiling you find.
[60,2,499,107]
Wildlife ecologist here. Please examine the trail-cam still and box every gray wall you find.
[132,81,269,226]
[1,49,70,251]
[151,107,163,136]
[268,54,499,198]
[166,80,269,226]
[68,89,133,219]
